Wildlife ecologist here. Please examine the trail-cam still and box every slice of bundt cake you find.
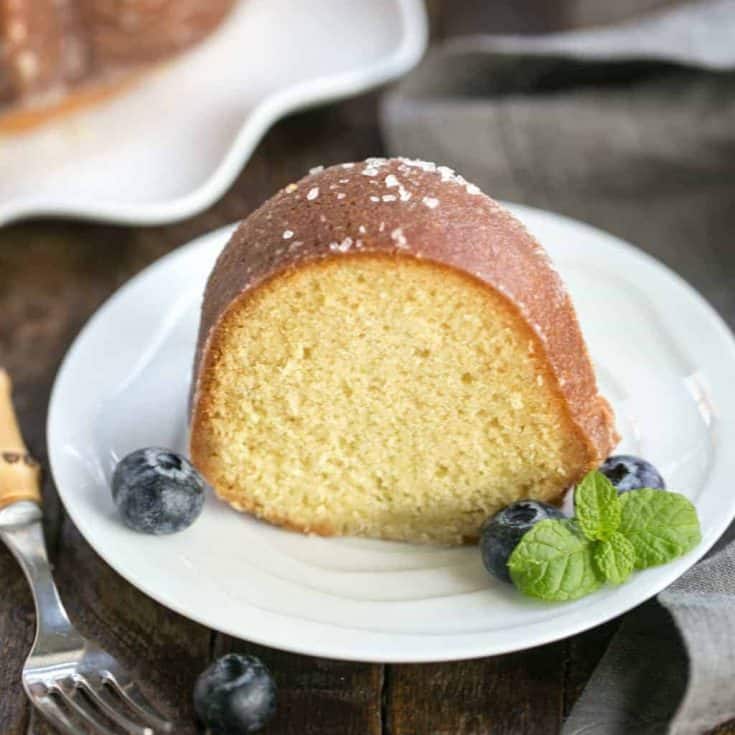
[190,158,618,545]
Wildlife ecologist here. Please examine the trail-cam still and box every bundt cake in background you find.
[0,0,235,127]
[190,158,619,545]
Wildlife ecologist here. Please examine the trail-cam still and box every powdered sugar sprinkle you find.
[397,157,485,198]
[329,237,353,253]
[391,227,408,249]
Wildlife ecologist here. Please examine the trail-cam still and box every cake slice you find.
[190,158,618,544]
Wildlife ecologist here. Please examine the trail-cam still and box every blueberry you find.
[194,654,277,734]
[480,501,566,582]
[599,455,666,494]
[111,448,205,534]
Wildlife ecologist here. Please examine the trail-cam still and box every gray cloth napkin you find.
[381,2,735,733]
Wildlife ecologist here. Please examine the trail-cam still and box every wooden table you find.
[1,3,733,733]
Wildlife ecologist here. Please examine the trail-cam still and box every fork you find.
[0,369,174,735]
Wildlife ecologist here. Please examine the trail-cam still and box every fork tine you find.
[79,680,154,735]
[105,675,174,733]
[33,695,80,735]
[55,686,119,735]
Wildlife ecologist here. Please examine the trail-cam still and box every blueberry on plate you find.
[194,654,277,735]
[111,448,205,534]
[480,501,566,583]
[599,455,666,494]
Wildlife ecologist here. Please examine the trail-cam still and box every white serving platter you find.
[0,0,427,226]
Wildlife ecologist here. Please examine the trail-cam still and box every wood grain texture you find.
[214,638,383,735]
[0,546,33,734]
[387,642,566,735]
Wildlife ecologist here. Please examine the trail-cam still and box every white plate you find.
[48,204,735,662]
[0,0,427,227]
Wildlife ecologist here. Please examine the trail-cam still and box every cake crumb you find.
[307,187,319,201]
[285,183,298,193]
[309,165,324,174]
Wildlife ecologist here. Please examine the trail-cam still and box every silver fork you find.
[0,369,174,735]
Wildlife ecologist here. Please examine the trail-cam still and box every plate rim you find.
[0,0,428,228]
[47,203,735,662]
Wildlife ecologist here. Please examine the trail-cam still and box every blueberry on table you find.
[480,501,566,583]
[194,654,277,735]
[111,448,205,534]
[599,455,666,494]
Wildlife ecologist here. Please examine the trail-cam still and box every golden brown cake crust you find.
[190,158,619,527]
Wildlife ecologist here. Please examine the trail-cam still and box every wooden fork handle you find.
[0,369,41,508]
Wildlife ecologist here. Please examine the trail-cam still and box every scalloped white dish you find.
[0,0,427,227]
[48,204,735,662]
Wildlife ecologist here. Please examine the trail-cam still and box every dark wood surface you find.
[1,2,733,734]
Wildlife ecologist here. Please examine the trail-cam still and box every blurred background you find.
[2,1,735,733]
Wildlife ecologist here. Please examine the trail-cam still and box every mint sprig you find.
[593,532,635,585]
[575,471,621,541]
[507,470,701,602]
[619,489,701,568]
[508,520,601,601]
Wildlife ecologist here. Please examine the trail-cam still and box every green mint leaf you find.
[593,532,635,585]
[619,489,701,569]
[575,471,621,541]
[508,519,602,601]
